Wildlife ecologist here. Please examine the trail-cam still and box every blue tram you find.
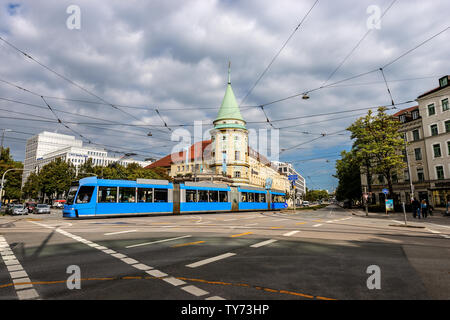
[64,177,287,218]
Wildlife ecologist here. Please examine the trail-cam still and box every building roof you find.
[145,140,212,169]
[214,67,245,124]
[393,106,419,117]
[417,75,450,99]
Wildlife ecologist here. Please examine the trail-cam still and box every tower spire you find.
[228,61,231,84]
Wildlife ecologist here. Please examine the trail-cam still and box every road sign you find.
[382,188,389,195]
[288,175,298,181]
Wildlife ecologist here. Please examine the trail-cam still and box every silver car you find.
[12,204,28,215]
[34,204,51,214]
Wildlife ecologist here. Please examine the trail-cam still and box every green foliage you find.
[334,150,362,201]
[346,107,405,196]
[304,188,329,202]
[0,147,23,203]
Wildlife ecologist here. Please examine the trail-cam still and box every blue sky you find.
[0,0,449,192]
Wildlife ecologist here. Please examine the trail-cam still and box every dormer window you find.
[439,76,448,88]
[412,110,419,120]
[399,115,406,123]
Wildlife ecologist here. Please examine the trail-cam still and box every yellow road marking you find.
[270,227,282,229]
[230,232,253,238]
[313,220,322,222]
[172,241,205,248]
[0,275,337,300]
[295,222,306,225]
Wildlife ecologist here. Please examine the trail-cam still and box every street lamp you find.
[0,168,30,209]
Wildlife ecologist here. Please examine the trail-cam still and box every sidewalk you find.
[349,207,450,225]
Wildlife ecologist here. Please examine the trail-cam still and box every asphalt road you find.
[0,204,449,300]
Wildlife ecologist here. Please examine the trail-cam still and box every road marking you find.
[313,220,322,222]
[126,235,192,248]
[28,221,221,300]
[427,229,441,234]
[270,218,286,222]
[313,224,323,227]
[104,230,137,236]
[0,235,39,300]
[172,241,205,248]
[283,230,300,237]
[326,220,334,223]
[295,222,306,225]
[186,252,236,268]
[230,232,253,238]
[224,218,237,221]
[250,239,277,248]
[181,285,209,297]
[245,223,258,226]
[163,277,186,286]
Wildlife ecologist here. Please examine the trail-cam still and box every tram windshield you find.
[66,186,78,205]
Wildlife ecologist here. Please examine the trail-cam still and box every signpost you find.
[288,175,298,211]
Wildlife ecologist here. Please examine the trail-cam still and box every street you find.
[0,204,449,300]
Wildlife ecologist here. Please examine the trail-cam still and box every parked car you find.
[25,202,37,213]
[52,200,66,208]
[302,201,310,207]
[11,204,28,215]
[33,204,51,214]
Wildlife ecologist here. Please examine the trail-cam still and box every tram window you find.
[219,191,228,202]
[75,186,95,204]
[154,188,168,202]
[241,192,247,202]
[258,193,266,203]
[273,195,285,203]
[248,192,255,202]
[209,191,219,202]
[119,187,136,203]
[198,190,208,202]
[186,189,197,202]
[98,186,118,203]
[138,188,153,203]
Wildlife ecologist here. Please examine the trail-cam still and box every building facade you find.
[274,161,306,205]
[361,76,450,208]
[147,70,290,194]
[22,132,151,185]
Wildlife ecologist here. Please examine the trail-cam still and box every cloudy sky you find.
[0,0,449,191]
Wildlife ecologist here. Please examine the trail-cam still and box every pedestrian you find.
[421,199,427,218]
[426,199,433,216]
[412,198,419,218]
[446,198,450,216]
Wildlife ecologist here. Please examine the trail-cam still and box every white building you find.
[22,132,151,185]
[274,161,306,204]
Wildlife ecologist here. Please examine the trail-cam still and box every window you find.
[378,175,384,184]
[75,186,95,204]
[414,148,422,161]
[154,188,168,202]
[247,192,255,202]
[258,193,266,203]
[240,192,247,202]
[234,171,241,178]
[412,110,419,120]
[399,115,406,123]
[235,151,240,161]
[448,141,450,155]
[446,120,450,133]
[98,186,117,203]
[428,104,435,116]
[119,187,136,203]
[436,166,445,180]
[198,190,208,202]
[209,191,218,202]
[439,76,448,88]
[433,144,442,158]
[137,188,153,203]
[417,168,424,182]
[185,189,197,202]
[273,195,285,203]
[412,130,420,141]
[431,124,438,136]
[442,98,449,111]
[219,191,228,202]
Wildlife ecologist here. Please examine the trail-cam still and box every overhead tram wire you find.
[0,36,159,131]
[239,0,320,107]
[320,0,398,87]
[254,25,450,109]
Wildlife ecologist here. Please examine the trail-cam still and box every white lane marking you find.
[186,253,236,268]
[326,220,334,223]
[163,277,186,287]
[0,236,39,300]
[250,239,278,248]
[133,263,153,271]
[146,270,168,278]
[126,235,192,248]
[427,229,441,234]
[28,222,221,300]
[270,218,286,222]
[205,296,226,300]
[283,230,300,237]
[181,285,209,297]
[245,223,258,226]
[312,224,323,227]
[104,230,137,236]
[195,221,211,225]
[224,218,237,221]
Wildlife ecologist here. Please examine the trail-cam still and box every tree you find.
[334,150,362,202]
[0,147,23,204]
[39,158,76,201]
[347,107,405,198]
[22,172,40,200]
